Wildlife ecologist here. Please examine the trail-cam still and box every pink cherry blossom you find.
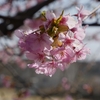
[14,30,25,38]
[66,95,74,100]
[71,25,85,41]
[15,7,90,76]
[28,61,57,77]
[76,6,90,21]
[15,56,27,69]
[15,30,53,53]
[51,46,75,64]
[62,77,70,90]
[59,32,75,46]
[24,19,43,29]
[45,11,56,21]
[26,52,44,62]
[42,61,57,77]
[0,51,11,64]
[75,46,90,60]
[60,15,77,29]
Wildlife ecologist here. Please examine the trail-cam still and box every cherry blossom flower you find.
[45,11,56,21]
[83,84,93,94]
[59,32,75,46]
[0,51,11,64]
[60,15,77,29]
[75,46,90,60]
[15,30,53,53]
[26,52,44,62]
[76,6,90,21]
[71,25,85,41]
[62,77,70,90]
[66,95,74,100]
[51,46,75,64]
[15,7,90,76]
[28,61,57,77]
[24,19,43,29]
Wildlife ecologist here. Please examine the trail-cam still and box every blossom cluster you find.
[15,6,90,77]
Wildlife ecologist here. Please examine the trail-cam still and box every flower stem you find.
[83,4,100,21]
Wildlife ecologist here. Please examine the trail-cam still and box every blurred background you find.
[0,0,100,100]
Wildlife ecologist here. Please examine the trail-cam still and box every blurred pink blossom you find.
[62,77,70,90]
[66,95,74,100]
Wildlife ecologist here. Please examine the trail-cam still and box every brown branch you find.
[0,0,56,36]
[82,22,100,26]
[83,4,100,21]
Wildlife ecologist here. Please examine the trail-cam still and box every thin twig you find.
[83,4,100,21]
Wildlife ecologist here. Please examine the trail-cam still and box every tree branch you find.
[0,0,56,36]
[83,22,100,26]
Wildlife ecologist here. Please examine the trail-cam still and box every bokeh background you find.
[0,0,100,100]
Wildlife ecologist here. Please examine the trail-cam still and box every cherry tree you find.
[0,0,100,99]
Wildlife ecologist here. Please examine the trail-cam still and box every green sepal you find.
[58,24,69,32]
[41,11,47,21]
[39,25,45,33]
[56,10,64,25]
